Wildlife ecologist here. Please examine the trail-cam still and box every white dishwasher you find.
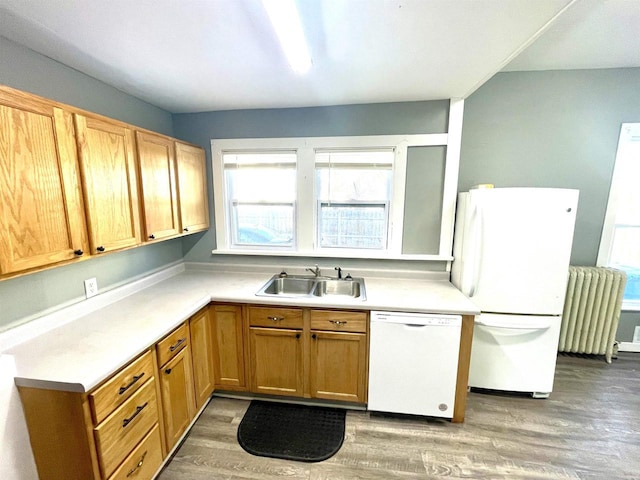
[368,311,461,418]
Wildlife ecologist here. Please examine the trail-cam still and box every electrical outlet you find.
[633,326,640,344]
[84,278,98,299]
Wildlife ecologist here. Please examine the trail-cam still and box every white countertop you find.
[7,269,479,394]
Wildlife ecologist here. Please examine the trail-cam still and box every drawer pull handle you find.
[118,373,145,395]
[169,337,186,352]
[126,450,147,477]
[122,402,148,428]
[268,316,285,322]
[329,320,348,326]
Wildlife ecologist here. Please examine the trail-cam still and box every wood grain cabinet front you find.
[243,307,369,404]
[107,424,163,480]
[175,142,209,234]
[17,349,163,480]
[156,324,196,452]
[309,310,368,404]
[210,304,246,390]
[135,131,181,242]
[0,86,88,276]
[94,379,159,479]
[249,326,304,397]
[0,86,211,281]
[189,307,216,410]
[75,114,142,254]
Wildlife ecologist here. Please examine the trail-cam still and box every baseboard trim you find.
[617,342,640,353]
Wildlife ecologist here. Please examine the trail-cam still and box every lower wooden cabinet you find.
[249,327,304,396]
[309,310,369,403]
[210,304,246,390]
[244,306,369,404]
[310,330,368,403]
[189,307,215,410]
[108,424,164,480]
[17,349,164,480]
[156,325,196,452]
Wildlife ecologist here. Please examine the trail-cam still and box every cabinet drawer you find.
[249,306,303,329]
[107,424,163,480]
[310,310,368,333]
[90,351,154,425]
[94,378,159,479]
[156,323,189,367]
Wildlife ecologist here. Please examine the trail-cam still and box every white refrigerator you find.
[451,187,579,398]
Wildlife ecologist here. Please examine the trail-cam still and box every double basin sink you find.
[256,274,366,300]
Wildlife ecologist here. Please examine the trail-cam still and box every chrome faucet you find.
[306,264,321,277]
[335,266,342,279]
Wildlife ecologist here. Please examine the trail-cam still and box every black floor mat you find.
[237,400,346,462]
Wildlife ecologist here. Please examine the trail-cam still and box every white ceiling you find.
[1,0,638,113]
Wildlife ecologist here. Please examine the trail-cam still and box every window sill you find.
[622,301,640,312]
[211,248,453,262]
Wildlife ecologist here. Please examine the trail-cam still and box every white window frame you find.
[597,122,640,310]
[211,99,464,262]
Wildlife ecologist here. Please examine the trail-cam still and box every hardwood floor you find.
[158,353,640,479]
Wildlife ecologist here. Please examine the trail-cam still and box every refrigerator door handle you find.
[476,317,553,330]
[468,202,483,297]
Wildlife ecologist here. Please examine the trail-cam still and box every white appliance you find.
[368,311,461,418]
[451,187,578,397]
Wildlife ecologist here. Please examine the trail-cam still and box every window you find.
[223,152,296,249]
[315,150,393,249]
[598,123,640,308]
[211,133,460,260]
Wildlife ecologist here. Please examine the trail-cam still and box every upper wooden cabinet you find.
[175,142,209,234]
[135,131,181,242]
[75,114,142,254]
[0,88,88,275]
[0,85,210,280]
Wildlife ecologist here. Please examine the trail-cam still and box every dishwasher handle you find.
[370,311,462,327]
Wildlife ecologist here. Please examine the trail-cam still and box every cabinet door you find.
[175,142,209,234]
[136,131,180,242]
[189,308,215,410]
[249,327,304,397]
[210,304,246,390]
[310,330,368,403]
[158,346,196,452]
[75,114,141,254]
[0,89,87,274]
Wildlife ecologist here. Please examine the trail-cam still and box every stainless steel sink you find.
[258,276,315,296]
[313,279,363,299]
[256,274,366,300]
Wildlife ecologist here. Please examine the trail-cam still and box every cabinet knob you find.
[73,249,84,256]
[183,227,189,232]
[96,246,105,252]
[295,333,300,339]
[149,234,156,240]
[312,333,317,340]
[164,368,172,375]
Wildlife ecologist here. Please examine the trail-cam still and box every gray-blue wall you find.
[3,33,638,342]
[459,68,640,342]
[0,36,183,330]
[172,100,449,268]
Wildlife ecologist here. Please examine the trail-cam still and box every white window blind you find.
[315,150,393,249]
[223,152,296,248]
